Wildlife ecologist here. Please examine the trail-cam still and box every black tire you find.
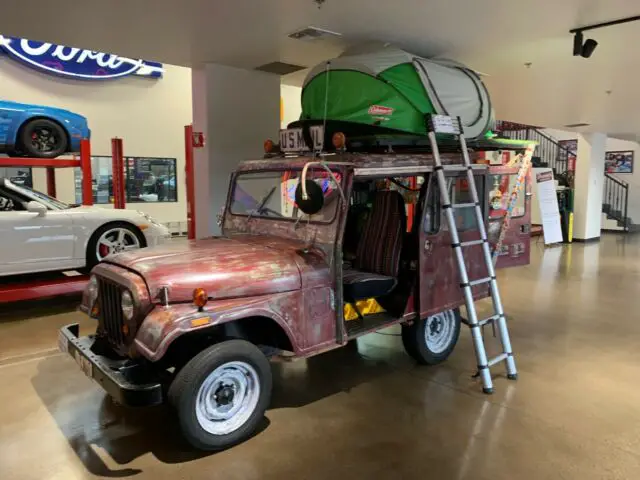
[402,308,461,365]
[85,222,146,271]
[168,340,272,451]
[20,118,68,158]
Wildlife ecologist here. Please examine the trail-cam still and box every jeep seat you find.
[343,190,406,301]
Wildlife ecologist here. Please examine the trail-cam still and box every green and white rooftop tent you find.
[301,47,494,140]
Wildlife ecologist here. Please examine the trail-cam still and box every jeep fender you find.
[134,292,302,362]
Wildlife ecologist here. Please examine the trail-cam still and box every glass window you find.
[450,177,484,232]
[488,173,525,219]
[126,157,177,203]
[230,169,341,223]
[423,175,485,234]
[75,156,178,204]
[0,167,33,188]
[423,175,440,235]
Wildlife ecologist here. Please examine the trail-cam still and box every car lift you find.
[0,138,125,304]
[2,126,203,302]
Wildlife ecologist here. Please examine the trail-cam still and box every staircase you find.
[602,174,638,232]
[493,121,573,179]
[495,121,638,233]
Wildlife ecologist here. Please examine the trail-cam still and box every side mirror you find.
[26,201,47,216]
[295,180,324,215]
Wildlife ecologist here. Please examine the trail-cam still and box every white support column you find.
[573,132,606,241]
[191,64,280,238]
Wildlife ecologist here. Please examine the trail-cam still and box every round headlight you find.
[87,275,99,305]
[121,290,134,321]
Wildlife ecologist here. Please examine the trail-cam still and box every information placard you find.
[534,169,563,244]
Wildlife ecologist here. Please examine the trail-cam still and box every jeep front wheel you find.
[168,340,272,451]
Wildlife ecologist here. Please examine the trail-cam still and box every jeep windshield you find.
[229,169,342,223]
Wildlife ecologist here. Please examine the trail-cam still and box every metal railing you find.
[495,121,633,232]
[494,121,575,175]
[603,173,630,232]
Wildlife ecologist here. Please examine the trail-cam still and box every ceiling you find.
[1,0,640,139]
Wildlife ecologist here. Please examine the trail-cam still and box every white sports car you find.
[0,178,171,277]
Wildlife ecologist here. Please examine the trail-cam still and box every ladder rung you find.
[478,314,500,327]
[462,277,494,287]
[451,203,477,209]
[459,239,485,247]
[488,353,509,367]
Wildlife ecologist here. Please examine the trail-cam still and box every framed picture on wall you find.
[605,151,634,174]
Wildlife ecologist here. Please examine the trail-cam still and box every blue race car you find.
[0,100,90,158]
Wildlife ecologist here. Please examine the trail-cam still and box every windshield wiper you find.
[246,186,276,222]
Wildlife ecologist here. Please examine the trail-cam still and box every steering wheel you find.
[0,197,14,211]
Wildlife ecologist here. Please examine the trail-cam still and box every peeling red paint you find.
[107,235,304,302]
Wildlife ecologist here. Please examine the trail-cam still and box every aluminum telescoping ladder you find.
[426,114,517,394]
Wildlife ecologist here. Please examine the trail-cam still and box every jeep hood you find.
[106,236,303,302]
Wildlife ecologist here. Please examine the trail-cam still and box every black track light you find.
[570,14,640,59]
[573,31,583,56]
[573,31,598,58]
[581,39,598,58]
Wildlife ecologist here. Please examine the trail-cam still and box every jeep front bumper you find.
[58,323,163,407]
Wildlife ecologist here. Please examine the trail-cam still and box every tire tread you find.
[168,339,272,451]
[402,309,461,365]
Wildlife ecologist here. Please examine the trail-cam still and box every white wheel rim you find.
[96,228,141,261]
[424,310,456,354]
[195,361,261,436]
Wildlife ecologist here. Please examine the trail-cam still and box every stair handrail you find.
[494,121,576,172]
[603,172,630,232]
[605,172,629,187]
[526,128,576,158]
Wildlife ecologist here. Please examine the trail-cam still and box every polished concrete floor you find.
[2,234,640,479]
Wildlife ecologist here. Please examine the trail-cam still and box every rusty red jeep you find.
[59,150,530,450]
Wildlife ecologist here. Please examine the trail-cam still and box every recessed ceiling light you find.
[254,62,307,75]
[288,26,342,42]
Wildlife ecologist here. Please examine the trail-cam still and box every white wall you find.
[192,64,280,237]
[281,84,302,129]
[0,58,192,224]
[541,128,610,239]
[573,133,606,240]
[604,137,640,225]
[544,129,640,228]
[541,128,579,143]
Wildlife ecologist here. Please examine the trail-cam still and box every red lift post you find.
[0,139,93,303]
[111,138,126,209]
[184,125,197,240]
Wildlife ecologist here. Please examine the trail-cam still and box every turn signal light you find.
[193,288,208,309]
[264,139,275,153]
[332,132,346,150]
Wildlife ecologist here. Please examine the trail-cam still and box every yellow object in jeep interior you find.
[344,298,385,321]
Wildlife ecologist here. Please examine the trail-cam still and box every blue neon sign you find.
[0,35,163,80]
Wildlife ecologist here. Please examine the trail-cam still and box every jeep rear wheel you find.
[168,340,272,451]
[402,308,461,365]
